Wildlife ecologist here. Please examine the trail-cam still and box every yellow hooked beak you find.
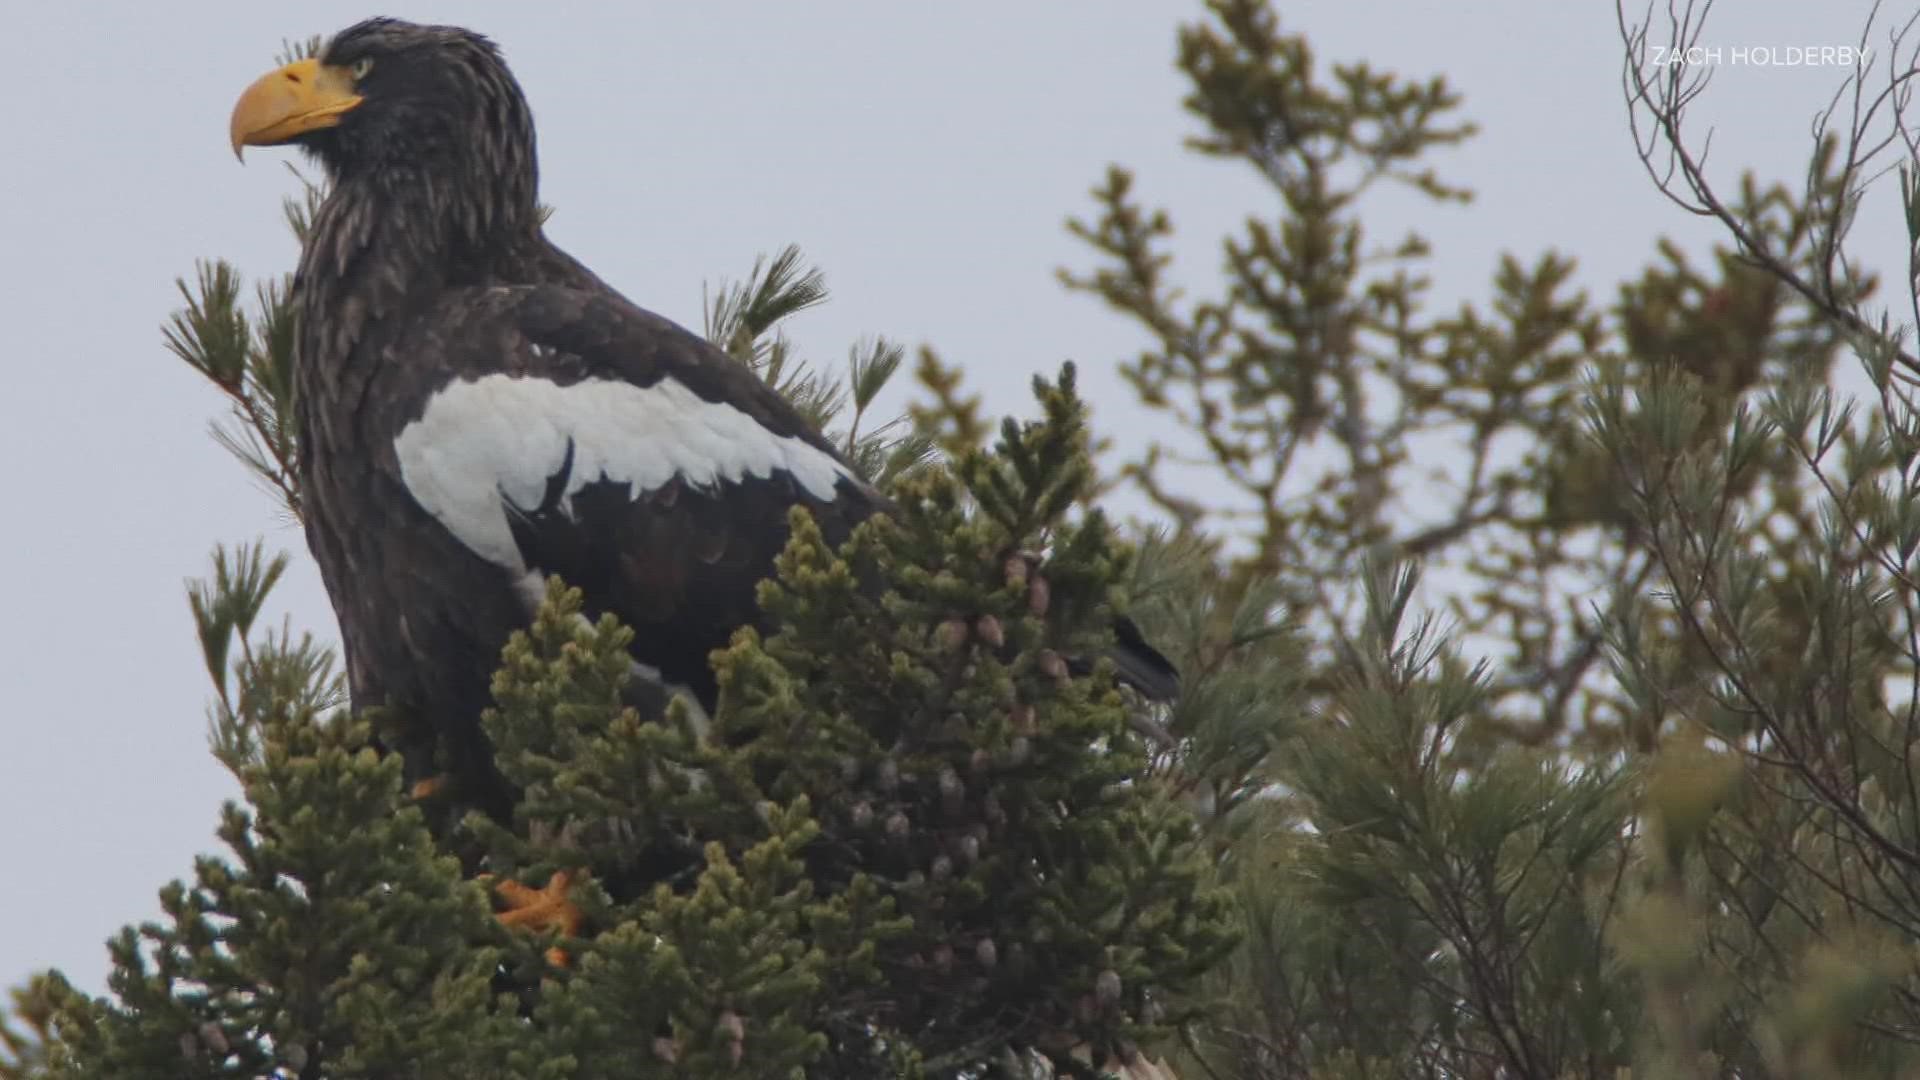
[229,57,363,160]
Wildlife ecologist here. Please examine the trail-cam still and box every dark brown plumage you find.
[229,18,1176,825]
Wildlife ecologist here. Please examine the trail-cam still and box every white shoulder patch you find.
[393,373,856,571]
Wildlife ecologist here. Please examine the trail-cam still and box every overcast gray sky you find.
[0,0,1900,996]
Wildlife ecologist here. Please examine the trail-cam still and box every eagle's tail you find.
[1091,615,1182,703]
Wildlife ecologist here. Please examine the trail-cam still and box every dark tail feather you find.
[1077,615,1181,703]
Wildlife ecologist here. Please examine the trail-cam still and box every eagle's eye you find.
[351,57,375,79]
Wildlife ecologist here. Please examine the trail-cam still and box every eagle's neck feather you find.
[294,164,538,425]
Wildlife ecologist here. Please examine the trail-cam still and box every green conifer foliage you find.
[28,544,525,1078]
[27,0,1920,1074]
[14,116,1232,1071]
[1054,0,1920,1076]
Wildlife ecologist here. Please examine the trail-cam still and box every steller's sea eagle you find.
[226,18,1178,840]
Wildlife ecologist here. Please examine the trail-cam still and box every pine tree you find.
[21,0,1920,1075]
[9,113,1236,1075]
[1048,0,1920,1076]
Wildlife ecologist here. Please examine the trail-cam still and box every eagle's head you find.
[229,19,542,365]
[228,17,535,194]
